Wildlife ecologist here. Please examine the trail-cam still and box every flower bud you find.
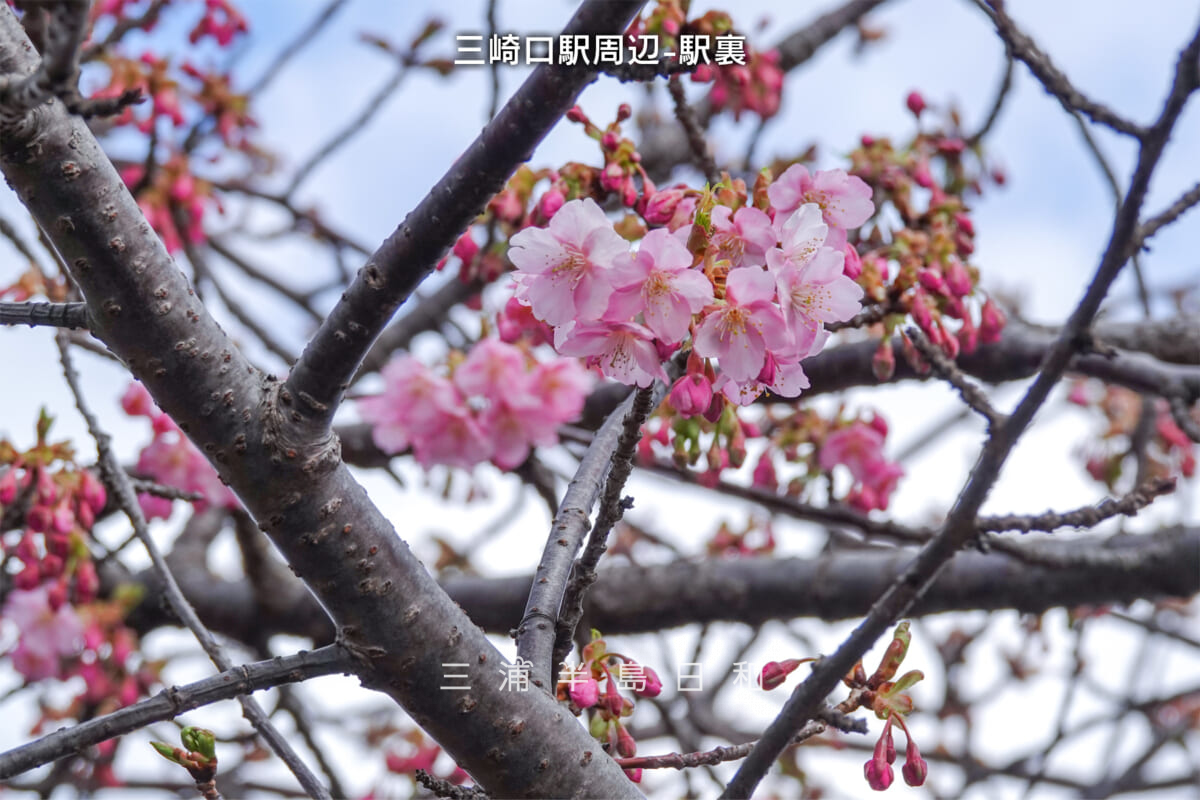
[979,298,1006,343]
[843,242,863,279]
[569,677,600,709]
[905,90,926,117]
[902,740,928,786]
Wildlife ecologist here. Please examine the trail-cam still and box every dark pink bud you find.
[905,90,926,117]
[917,268,946,295]
[616,103,632,122]
[843,243,863,279]
[601,131,620,151]
[864,758,894,791]
[869,414,889,438]
[953,211,975,237]
[913,160,934,189]
[752,453,777,490]
[52,502,75,535]
[944,259,971,297]
[957,313,978,354]
[79,469,107,515]
[643,188,687,226]
[759,658,803,691]
[616,724,637,758]
[979,298,1006,343]
[75,560,99,603]
[902,740,928,786]
[568,677,600,709]
[624,767,643,783]
[41,553,65,578]
[26,504,52,532]
[452,230,479,264]
[14,562,41,590]
[540,187,565,219]
[634,666,663,698]
[669,374,713,418]
[937,137,966,155]
[121,382,155,417]
[910,291,934,332]
[46,579,67,611]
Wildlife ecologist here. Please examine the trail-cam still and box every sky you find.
[1,1,1199,798]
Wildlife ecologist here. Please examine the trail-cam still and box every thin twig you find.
[0,646,348,780]
[907,325,1005,430]
[668,75,719,184]
[0,300,88,328]
[54,334,331,800]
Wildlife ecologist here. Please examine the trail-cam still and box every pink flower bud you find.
[759,658,803,691]
[902,740,928,786]
[669,374,713,418]
[624,767,643,783]
[46,579,67,611]
[918,268,946,295]
[910,290,934,332]
[643,188,687,226]
[634,666,663,698]
[905,90,926,117]
[843,243,863,280]
[616,724,637,758]
[75,560,99,603]
[869,414,889,438]
[752,452,777,490]
[26,504,51,532]
[979,298,1006,343]
[540,187,565,219]
[568,677,600,709]
[864,757,894,791]
[15,562,41,590]
[79,470,107,515]
[944,259,972,297]
[601,131,620,151]
[452,230,479,264]
[52,502,75,535]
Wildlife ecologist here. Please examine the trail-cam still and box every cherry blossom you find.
[604,228,713,343]
[819,421,905,511]
[767,165,874,248]
[556,321,668,388]
[358,356,459,454]
[507,197,629,326]
[770,246,863,354]
[2,584,84,681]
[710,205,776,268]
[693,267,790,382]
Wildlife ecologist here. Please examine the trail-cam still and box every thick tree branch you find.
[0,645,349,780]
[0,6,643,796]
[285,0,648,428]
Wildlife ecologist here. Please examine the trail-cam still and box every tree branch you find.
[0,300,88,328]
[721,15,1200,796]
[0,645,350,780]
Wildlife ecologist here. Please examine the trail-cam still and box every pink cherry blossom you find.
[710,205,776,268]
[410,406,492,470]
[715,355,810,406]
[3,584,84,681]
[556,321,668,388]
[767,165,874,248]
[693,268,790,382]
[669,373,713,417]
[528,358,593,421]
[770,246,863,355]
[507,198,629,326]
[604,228,713,343]
[359,356,459,454]
[819,422,905,511]
[453,338,530,405]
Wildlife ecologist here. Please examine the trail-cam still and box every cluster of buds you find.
[180,63,257,149]
[567,104,655,210]
[692,40,784,121]
[359,339,592,470]
[94,53,185,134]
[557,630,663,783]
[705,517,777,557]
[843,622,928,790]
[1068,380,1197,486]
[847,93,1007,375]
[120,155,221,254]
[0,411,105,602]
[121,383,239,518]
[188,0,248,47]
[818,417,904,512]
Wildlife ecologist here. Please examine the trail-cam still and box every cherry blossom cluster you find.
[508,164,872,405]
[121,382,239,518]
[1068,379,1197,487]
[358,339,592,471]
[556,630,663,783]
[1,413,105,601]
